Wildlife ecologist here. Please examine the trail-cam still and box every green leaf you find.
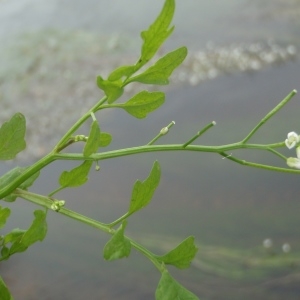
[108,65,136,81]
[130,47,187,85]
[59,161,93,188]
[0,206,10,230]
[3,229,25,244]
[129,161,161,214]
[0,113,26,160]
[19,170,40,190]
[155,270,199,300]
[1,246,9,260]
[10,210,47,255]
[96,76,124,104]
[119,91,165,119]
[98,132,112,147]
[83,121,101,157]
[0,167,40,202]
[155,236,198,269]
[0,168,23,193]
[140,0,175,66]
[103,220,131,261]
[1,229,30,261]
[0,276,14,300]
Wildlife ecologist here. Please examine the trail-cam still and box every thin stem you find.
[14,189,163,272]
[127,237,164,272]
[14,189,111,233]
[242,90,297,144]
[182,121,216,148]
[0,152,56,199]
[52,142,285,161]
[48,186,65,197]
[55,96,107,150]
[148,121,175,145]
[52,143,300,174]
[56,138,76,152]
[1,140,297,201]
[107,212,131,228]
[266,148,287,161]
[218,152,300,173]
[90,112,96,122]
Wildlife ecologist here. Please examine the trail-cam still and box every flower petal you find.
[287,157,300,169]
[285,132,299,149]
[296,146,300,159]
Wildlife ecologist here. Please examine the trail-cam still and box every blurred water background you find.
[1,0,300,299]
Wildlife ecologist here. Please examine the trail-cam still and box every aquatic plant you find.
[0,0,300,298]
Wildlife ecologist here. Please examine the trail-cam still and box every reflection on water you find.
[1,0,300,299]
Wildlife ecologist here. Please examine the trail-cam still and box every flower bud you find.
[160,127,169,135]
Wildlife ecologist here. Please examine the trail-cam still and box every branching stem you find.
[14,189,164,272]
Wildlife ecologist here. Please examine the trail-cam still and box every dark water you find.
[1,0,300,299]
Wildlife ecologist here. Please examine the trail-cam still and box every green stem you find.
[14,189,163,272]
[107,212,131,228]
[52,142,300,173]
[148,121,175,145]
[127,237,164,272]
[52,142,283,160]
[0,152,56,199]
[48,186,65,197]
[0,140,296,201]
[14,189,110,232]
[266,148,287,161]
[182,121,216,148]
[55,96,107,151]
[242,89,297,144]
[218,152,300,173]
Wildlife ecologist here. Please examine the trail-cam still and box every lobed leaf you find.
[1,246,9,260]
[59,161,93,188]
[98,132,112,148]
[130,47,187,85]
[0,167,40,202]
[3,229,25,244]
[1,229,25,260]
[155,236,198,269]
[0,113,26,160]
[83,120,101,157]
[129,161,161,214]
[103,220,131,261]
[9,210,47,256]
[108,65,136,81]
[0,276,14,300]
[96,76,124,104]
[0,206,10,230]
[140,0,175,66]
[119,91,165,119]
[155,270,199,300]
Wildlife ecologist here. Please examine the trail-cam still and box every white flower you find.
[287,146,300,169]
[287,157,300,169]
[285,131,299,149]
[297,146,300,158]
